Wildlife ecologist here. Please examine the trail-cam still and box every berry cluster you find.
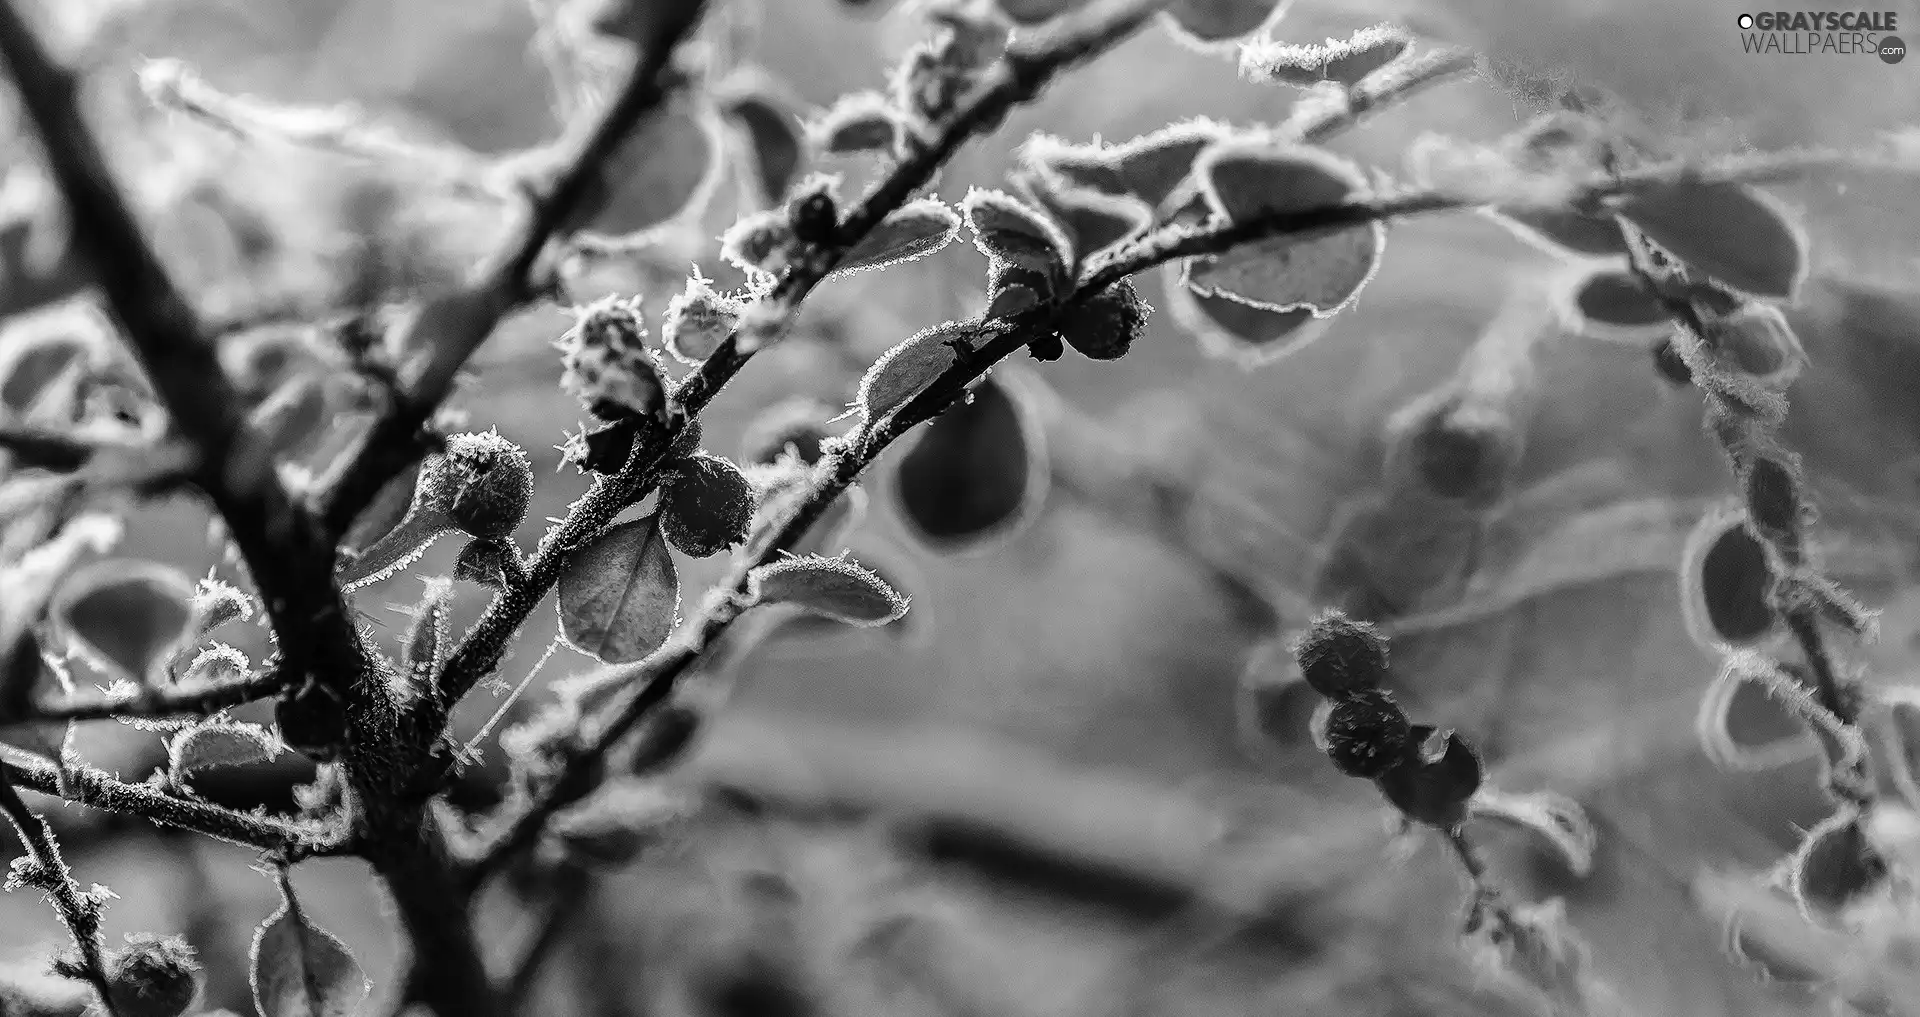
[1293,610,1485,828]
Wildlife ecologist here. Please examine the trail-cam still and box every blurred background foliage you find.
[2,0,1919,1014]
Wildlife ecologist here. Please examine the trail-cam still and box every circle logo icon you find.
[1881,35,1906,63]
[1738,13,1754,29]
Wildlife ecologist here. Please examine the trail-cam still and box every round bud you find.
[789,190,839,247]
[1322,689,1413,779]
[106,934,200,1017]
[739,397,838,467]
[419,430,533,541]
[1060,279,1148,361]
[274,680,350,763]
[660,453,756,558]
[1292,610,1389,697]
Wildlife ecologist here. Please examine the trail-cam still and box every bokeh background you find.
[3,0,1920,1014]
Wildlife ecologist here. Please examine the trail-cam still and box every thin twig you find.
[3,668,293,726]
[0,749,331,854]
[0,760,121,1017]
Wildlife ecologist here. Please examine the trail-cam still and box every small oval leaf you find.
[1007,168,1151,263]
[1162,0,1292,46]
[748,553,909,626]
[1483,206,1629,258]
[1789,808,1887,920]
[1552,263,1671,342]
[249,882,370,1017]
[1617,180,1808,300]
[715,70,807,208]
[807,90,902,156]
[960,187,1072,289]
[532,91,726,239]
[1021,119,1230,210]
[1695,657,1820,772]
[1467,788,1598,877]
[856,319,983,426]
[1678,502,1781,652]
[1161,262,1329,366]
[558,514,680,664]
[892,370,1047,554]
[168,721,280,778]
[832,198,961,275]
[1190,140,1384,314]
[53,559,195,685]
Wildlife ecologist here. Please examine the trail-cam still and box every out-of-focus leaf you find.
[1161,0,1292,46]
[806,90,901,156]
[1618,180,1808,301]
[558,514,679,664]
[1677,501,1781,653]
[1551,262,1671,342]
[522,91,726,239]
[715,68,807,208]
[52,559,195,685]
[892,370,1047,554]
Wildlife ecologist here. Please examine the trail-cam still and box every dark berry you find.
[790,191,838,247]
[274,680,349,762]
[105,934,200,1017]
[1322,689,1413,779]
[660,452,756,558]
[1060,279,1148,361]
[1376,726,1484,827]
[1292,610,1389,697]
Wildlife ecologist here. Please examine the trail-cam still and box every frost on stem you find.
[1058,278,1149,360]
